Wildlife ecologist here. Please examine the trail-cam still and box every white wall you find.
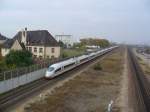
[1,48,10,56]
[55,35,74,46]
[45,47,61,58]
[11,40,22,50]
[27,46,61,58]
[27,46,45,58]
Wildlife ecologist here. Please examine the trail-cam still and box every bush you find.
[5,50,33,68]
[0,60,8,72]
[62,52,68,58]
[93,63,102,70]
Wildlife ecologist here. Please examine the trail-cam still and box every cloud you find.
[0,0,150,44]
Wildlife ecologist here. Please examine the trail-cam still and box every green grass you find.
[93,52,123,72]
[61,49,85,58]
[93,63,102,70]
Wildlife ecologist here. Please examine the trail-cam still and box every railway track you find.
[0,48,117,112]
[128,48,150,112]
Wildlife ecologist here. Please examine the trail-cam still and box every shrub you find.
[93,63,102,70]
[5,50,33,68]
[0,60,8,72]
[62,52,69,58]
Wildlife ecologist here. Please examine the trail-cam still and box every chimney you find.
[25,27,27,39]
[21,28,27,45]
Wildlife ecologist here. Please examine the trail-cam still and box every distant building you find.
[0,33,7,45]
[1,28,60,59]
[55,35,74,47]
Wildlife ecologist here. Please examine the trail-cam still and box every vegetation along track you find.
[0,48,117,111]
[128,48,150,112]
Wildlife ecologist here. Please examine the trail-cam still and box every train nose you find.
[45,71,53,78]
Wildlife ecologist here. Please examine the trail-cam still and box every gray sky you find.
[0,0,150,44]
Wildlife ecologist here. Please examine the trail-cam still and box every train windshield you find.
[48,67,54,71]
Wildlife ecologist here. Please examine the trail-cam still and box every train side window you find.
[55,68,61,73]
[64,63,75,68]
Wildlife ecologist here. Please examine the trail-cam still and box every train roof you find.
[77,55,89,60]
[50,58,76,69]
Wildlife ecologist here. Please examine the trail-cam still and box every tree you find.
[0,44,2,60]
[80,38,110,48]
[73,42,86,50]
[5,50,33,68]
[58,41,67,48]
[98,39,110,48]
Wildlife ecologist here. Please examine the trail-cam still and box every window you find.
[51,55,55,58]
[47,56,49,59]
[55,68,61,73]
[51,48,55,53]
[34,47,37,52]
[64,63,75,68]
[39,56,43,59]
[29,47,32,52]
[39,48,43,53]
[48,67,54,72]
[34,55,37,58]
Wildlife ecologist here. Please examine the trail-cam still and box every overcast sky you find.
[0,0,150,44]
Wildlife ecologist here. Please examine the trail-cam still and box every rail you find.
[128,48,150,112]
[0,46,118,111]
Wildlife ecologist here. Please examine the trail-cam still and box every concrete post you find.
[107,100,114,112]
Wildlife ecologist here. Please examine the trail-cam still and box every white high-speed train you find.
[45,46,118,79]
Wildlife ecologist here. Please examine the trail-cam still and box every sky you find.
[0,0,150,44]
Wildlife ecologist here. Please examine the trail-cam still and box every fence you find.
[0,68,47,93]
[0,48,107,94]
[0,54,85,93]
[0,56,74,82]
[0,61,50,82]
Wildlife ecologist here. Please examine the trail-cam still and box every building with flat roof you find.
[55,34,74,47]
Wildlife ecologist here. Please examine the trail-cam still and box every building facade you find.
[55,35,74,47]
[1,28,60,59]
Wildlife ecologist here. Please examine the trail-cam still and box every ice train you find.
[45,46,118,79]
